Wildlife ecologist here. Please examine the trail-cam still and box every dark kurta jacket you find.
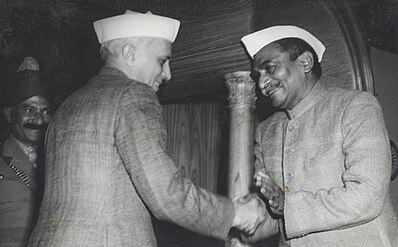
[0,136,43,247]
[28,67,234,247]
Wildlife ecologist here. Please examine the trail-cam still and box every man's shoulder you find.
[324,86,379,106]
[121,81,159,106]
[88,73,155,99]
[317,85,376,108]
[0,140,12,170]
[59,74,132,107]
[0,159,11,178]
[60,73,159,114]
[322,85,357,98]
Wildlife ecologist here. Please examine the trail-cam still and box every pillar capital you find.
[225,71,257,107]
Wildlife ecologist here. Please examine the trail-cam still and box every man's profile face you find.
[4,95,53,146]
[252,42,307,109]
[133,38,173,92]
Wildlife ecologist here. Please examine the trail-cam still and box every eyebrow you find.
[255,59,272,69]
[19,103,36,108]
[19,103,51,110]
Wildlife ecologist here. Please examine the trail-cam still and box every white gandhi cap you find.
[241,25,325,62]
[93,10,181,44]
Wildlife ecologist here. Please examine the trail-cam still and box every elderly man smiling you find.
[240,25,398,246]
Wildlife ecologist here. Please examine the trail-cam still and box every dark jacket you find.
[0,135,43,247]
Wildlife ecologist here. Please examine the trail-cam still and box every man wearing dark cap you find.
[0,57,55,247]
[240,26,398,246]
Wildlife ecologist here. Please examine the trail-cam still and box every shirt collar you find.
[16,139,37,157]
[286,79,326,120]
[11,135,37,158]
[3,134,35,159]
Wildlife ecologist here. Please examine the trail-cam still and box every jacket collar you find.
[98,66,130,78]
[285,79,326,120]
[2,135,30,161]
[97,66,155,90]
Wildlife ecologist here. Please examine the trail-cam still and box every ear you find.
[122,43,135,66]
[298,51,314,73]
[3,107,14,124]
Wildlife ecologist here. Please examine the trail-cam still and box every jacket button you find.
[0,174,4,179]
[288,125,294,131]
[286,173,293,180]
[283,186,289,193]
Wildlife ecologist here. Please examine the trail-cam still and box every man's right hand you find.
[231,194,266,235]
[254,171,285,216]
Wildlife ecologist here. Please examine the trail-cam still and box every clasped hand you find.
[231,194,266,235]
[254,171,284,216]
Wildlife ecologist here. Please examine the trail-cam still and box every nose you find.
[162,61,172,81]
[258,71,271,90]
[32,112,44,125]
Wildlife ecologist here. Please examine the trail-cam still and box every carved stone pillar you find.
[225,71,257,247]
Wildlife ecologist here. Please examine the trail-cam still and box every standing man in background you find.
[29,10,265,247]
[240,25,398,246]
[0,57,55,247]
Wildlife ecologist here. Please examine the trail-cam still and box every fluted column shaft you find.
[225,71,257,247]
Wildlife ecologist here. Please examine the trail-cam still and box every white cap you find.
[241,25,325,62]
[93,10,180,44]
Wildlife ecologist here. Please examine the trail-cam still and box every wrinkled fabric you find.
[254,81,398,247]
[0,136,42,247]
[28,67,234,247]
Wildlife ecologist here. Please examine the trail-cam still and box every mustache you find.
[23,122,47,131]
[261,80,282,96]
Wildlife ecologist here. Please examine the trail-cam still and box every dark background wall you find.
[1,0,398,102]
[370,47,398,212]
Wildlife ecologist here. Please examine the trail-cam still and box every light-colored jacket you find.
[253,81,398,246]
[28,67,234,247]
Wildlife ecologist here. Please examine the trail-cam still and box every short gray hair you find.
[99,37,153,62]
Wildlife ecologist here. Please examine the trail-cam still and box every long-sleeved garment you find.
[254,81,398,246]
[0,135,43,247]
[28,67,234,247]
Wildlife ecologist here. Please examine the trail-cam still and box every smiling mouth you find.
[264,81,282,97]
[24,123,46,131]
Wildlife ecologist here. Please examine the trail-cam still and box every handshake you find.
[230,171,285,236]
[231,193,266,236]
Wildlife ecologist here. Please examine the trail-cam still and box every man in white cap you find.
[0,57,55,247]
[29,10,266,246]
[240,25,398,246]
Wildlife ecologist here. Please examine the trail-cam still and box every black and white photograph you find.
[0,0,398,246]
